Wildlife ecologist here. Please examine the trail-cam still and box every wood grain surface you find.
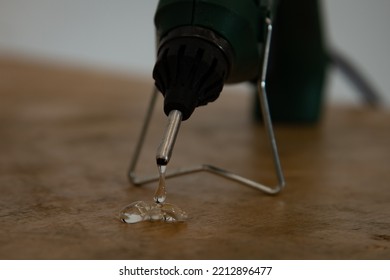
[1,57,390,259]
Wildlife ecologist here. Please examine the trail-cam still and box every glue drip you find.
[119,165,188,224]
[154,165,167,203]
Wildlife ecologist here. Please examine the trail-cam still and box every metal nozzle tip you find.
[156,110,182,166]
[156,157,168,166]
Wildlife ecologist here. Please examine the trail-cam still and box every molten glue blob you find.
[119,165,187,224]
[119,201,188,224]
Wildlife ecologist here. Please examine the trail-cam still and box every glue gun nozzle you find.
[156,110,182,166]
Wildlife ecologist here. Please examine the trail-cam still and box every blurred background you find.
[0,0,389,107]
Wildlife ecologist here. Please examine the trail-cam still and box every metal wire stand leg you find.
[128,18,285,194]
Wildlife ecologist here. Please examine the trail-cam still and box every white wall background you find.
[0,0,389,107]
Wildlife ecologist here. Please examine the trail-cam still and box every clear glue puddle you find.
[119,165,188,224]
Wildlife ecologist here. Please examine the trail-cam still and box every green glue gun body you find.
[152,0,328,122]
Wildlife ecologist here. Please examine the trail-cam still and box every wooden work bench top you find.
[1,57,390,259]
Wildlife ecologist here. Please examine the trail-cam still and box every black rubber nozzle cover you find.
[153,36,229,121]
